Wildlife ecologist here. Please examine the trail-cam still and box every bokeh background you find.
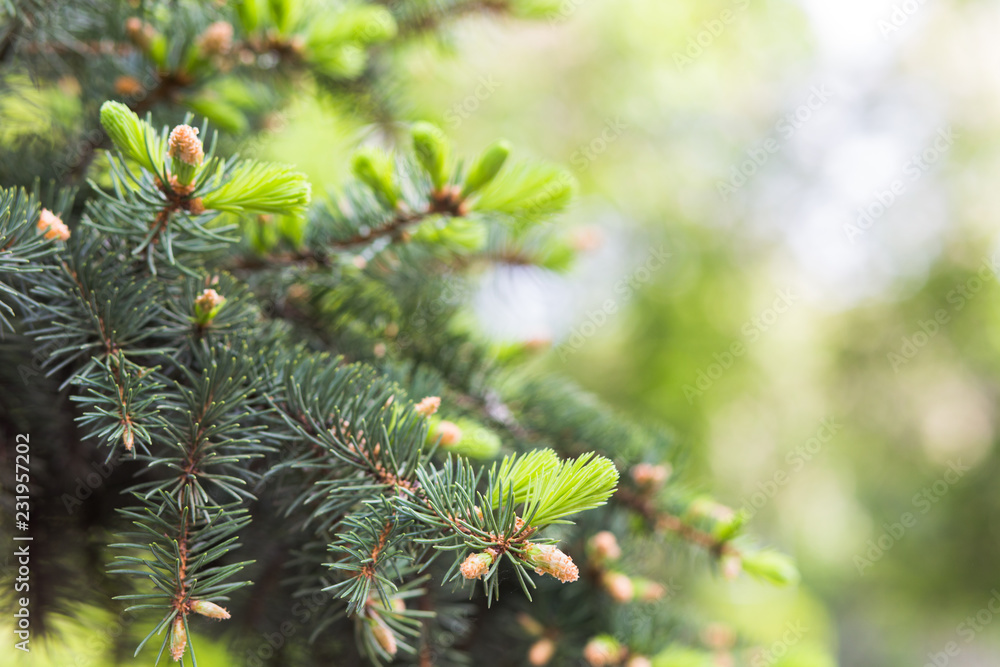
[256,0,1000,664]
[5,0,1000,665]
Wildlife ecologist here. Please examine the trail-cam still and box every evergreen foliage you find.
[0,1,800,665]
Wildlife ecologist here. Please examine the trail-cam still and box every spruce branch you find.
[134,342,268,513]
[0,19,813,662]
[110,494,252,663]
[26,233,170,384]
[106,343,267,663]
[234,124,572,269]
[0,186,62,331]
[69,351,163,456]
[93,102,310,274]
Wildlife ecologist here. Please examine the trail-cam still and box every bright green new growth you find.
[492,449,619,525]
[99,101,164,175]
[473,162,576,219]
[492,449,561,505]
[411,122,450,190]
[303,5,398,79]
[410,216,486,252]
[461,139,511,198]
[307,5,397,46]
[427,416,501,460]
[103,99,311,216]
[202,161,311,216]
[352,147,398,206]
[507,0,566,19]
[741,549,801,586]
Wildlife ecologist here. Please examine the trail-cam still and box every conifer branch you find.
[615,487,737,556]
[0,18,808,657]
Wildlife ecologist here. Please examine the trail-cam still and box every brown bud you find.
[167,174,197,196]
[114,75,144,98]
[194,288,225,313]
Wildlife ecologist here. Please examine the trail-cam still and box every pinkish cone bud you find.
[529,637,556,665]
[632,577,667,601]
[37,209,70,241]
[588,531,621,564]
[198,21,234,55]
[522,543,579,583]
[626,657,653,667]
[571,225,603,252]
[435,420,462,446]
[583,636,625,667]
[601,571,634,603]
[195,288,225,312]
[630,462,670,490]
[168,125,204,167]
[701,622,736,650]
[370,616,397,656]
[415,396,441,417]
[721,553,742,581]
[689,497,735,523]
[460,551,494,579]
[125,17,156,49]
[169,616,187,662]
[194,288,226,324]
[190,599,230,620]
